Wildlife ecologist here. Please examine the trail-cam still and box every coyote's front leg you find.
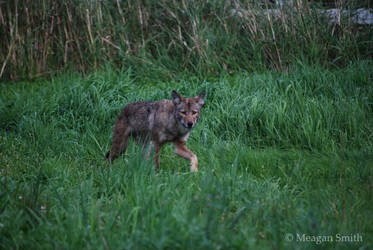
[174,140,198,172]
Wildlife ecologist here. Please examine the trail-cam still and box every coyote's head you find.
[172,90,205,130]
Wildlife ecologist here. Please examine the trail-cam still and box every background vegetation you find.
[1,0,372,249]
[1,0,372,80]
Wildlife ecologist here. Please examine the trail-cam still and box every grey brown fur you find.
[107,90,205,172]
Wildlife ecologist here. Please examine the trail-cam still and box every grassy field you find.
[1,61,372,249]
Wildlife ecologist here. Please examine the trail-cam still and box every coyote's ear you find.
[197,92,206,106]
[172,90,182,105]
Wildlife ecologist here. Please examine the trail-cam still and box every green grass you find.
[1,62,372,249]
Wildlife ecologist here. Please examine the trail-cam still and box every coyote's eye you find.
[181,111,187,115]
[192,111,197,115]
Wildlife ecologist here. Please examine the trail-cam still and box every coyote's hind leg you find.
[134,134,153,160]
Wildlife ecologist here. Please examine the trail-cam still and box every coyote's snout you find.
[107,90,205,172]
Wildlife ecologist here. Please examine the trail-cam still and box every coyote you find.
[106,90,205,172]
